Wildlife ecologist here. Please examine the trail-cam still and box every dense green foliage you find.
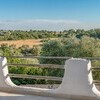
[40,37,100,82]
[0,29,100,40]
[0,30,58,40]
[41,36,100,59]
[40,40,65,64]
[0,29,100,85]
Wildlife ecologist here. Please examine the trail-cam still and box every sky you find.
[0,0,100,31]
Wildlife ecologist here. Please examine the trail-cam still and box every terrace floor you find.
[0,92,67,100]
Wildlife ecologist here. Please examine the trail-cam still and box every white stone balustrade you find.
[0,56,100,100]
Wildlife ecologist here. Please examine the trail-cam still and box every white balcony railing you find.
[0,56,100,100]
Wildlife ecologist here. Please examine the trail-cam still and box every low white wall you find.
[0,57,100,100]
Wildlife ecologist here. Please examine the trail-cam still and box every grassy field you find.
[0,39,43,48]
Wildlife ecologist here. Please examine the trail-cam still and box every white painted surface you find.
[0,57,100,100]
[0,57,16,88]
[56,59,95,96]
[0,92,67,100]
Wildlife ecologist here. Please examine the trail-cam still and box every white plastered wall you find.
[0,57,100,100]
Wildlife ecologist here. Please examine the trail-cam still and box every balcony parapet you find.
[0,56,100,100]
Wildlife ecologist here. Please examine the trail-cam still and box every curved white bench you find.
[0,57,100,100]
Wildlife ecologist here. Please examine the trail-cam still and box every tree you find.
[40,40,65,64]
[30,46,40,56]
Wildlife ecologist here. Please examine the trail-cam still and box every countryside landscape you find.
[0,0,100,99]
[0,29,100,85]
